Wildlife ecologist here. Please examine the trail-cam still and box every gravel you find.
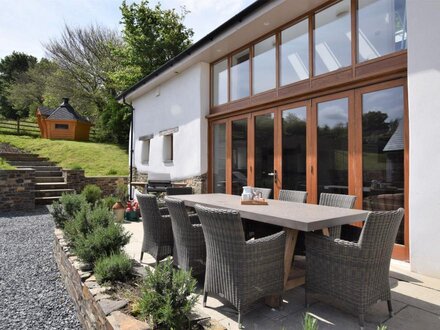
[0,206,82,330]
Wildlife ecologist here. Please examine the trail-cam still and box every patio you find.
[123,220,440,330]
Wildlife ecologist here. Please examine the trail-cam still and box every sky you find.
[0,0,255,60]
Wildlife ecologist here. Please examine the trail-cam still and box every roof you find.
[383,119,404,152]
[38,106,55,117]
[116,0,270,101]
[47,98,90,123]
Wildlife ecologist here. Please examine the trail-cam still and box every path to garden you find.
[0,206,81,329]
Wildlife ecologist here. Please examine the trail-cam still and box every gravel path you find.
[0,206,82,329]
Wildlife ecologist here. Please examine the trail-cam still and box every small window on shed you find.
[163,134,173,163]
[55,124,69,129]
[141,140,150,165]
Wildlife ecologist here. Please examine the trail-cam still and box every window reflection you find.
[282,107,307,191]
[213,123,226,193]
[253,36,276,94]
[255,113,274,197]
[362,86,404,244]
[280,19,309,86]
[314,0,351,76]
[232,119,248,195]
[231,49,250,101]
[317,98,349,196]
[358,0,407,62]
[212,59,228,106]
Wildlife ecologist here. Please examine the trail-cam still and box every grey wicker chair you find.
[164,197,206,275]
[279,189,308,203]
[137,193,173,265]
[253,187,272,199]
[194,204,285,326]
[319,193,357,238]
[305,208,404,329]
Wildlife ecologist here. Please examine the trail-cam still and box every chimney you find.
[62,97,69,105]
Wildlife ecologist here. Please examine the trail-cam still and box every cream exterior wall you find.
[407,0,440,278]
[131,62,210,181]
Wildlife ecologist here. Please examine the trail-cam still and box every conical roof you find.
[47,98,90,123]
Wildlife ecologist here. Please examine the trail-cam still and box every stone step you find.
[35,189,75,198]
[0,153,47,161]
[35,176,65,183]
[35,196,61,205]
[35,182,69,190]
[35,171,63,177]
[15,165,61,171]
[8,160,56,167]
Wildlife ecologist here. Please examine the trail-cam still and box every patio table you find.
[170,193,369,306]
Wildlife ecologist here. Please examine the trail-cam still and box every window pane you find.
[282,107,307,191]
[317,98,349,196]
[362,86,404,244]
[232,119,248,195]
[254,113,274,197]
[212,59,228,105]
[213,123,226,193]
[358,0,407,62]
[314,0,351,76]
[280,19,309,86]
[231,49,250,101]
[253,36,276,94]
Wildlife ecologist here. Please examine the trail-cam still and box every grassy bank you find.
[0,157,15,170]
[0,134,128,176]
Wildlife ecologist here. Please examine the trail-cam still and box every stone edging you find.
[53,229,150,330]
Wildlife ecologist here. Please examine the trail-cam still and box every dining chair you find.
[253,187,272,199]
[137,192,173,265]
[305,208,404,330]
[279,189,308,203]
[319,193,357,238]
[164,197,206,275]
[194,204,285,326]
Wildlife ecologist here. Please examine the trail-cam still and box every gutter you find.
[122,97,135,200]
[116,0,271,101]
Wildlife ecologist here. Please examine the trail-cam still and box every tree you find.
[118,0,193,84]
[0,52,37,119]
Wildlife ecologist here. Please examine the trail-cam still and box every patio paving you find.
[123,221,440,330]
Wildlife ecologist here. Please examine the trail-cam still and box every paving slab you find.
[384,306,440,330]
[391,280,440,315]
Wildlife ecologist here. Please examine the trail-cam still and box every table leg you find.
[265,228,299,308]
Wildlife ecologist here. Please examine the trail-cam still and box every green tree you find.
[117,0,193,86]
[0,52,37,119]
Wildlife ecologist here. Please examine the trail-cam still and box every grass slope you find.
[0,157,15,170]
[0,134,128,176]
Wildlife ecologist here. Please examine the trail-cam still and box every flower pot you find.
[112,202,125,222]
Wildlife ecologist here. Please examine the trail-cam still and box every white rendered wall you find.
[407,0,440,278]
[131,62,210,181]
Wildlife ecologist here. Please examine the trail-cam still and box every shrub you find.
[51,201,69,228]
[138,258,198,329]
[106,168,117,175]
[73,223,131,264]
[60,193,87,219]
[115,182,128,205]
[81,184,102,206]
[303,313,318,330]
[89,205,115,228]
[99,196,119,210]
[94,252,133,284]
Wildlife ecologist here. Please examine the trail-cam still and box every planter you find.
[112,202,125,222]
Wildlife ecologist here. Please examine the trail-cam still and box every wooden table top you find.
[170,193,369,231]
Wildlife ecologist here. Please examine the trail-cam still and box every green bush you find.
[115,182,128,205]
[99,196,119,210]
[81,184,102,205]
[50,201,69,228]
[138,258,198,329]
[89,205,115,228]
[94,252,133,284]
[73,223,131,264]
[60,193,87,219]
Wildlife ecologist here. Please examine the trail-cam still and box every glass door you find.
[231,118,248,195]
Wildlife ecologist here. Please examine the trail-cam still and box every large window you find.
[253,36,276,94]
[163,134,173,163]
[141,140,150,165]
[358,0,407,62]
[314,0,352,76]
[213,123,226,193]
[212,59,228,105]
[280,19,309,86]
[231,49,250,101]
[232,119,248,195]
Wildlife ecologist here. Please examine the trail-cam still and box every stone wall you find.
[63,169,128,196]
[0,169,35,212]
[54,229,149,330]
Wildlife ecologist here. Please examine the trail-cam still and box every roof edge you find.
[116,0,271,101]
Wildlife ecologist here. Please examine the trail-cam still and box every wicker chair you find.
[137,193,173,265]
[164,197,206,275]
[305,208,404,329]
[319,193,357,238]
[253,187,272,199]
[166,186,193,195]
[194,204,285,325]
[279,189,308,203]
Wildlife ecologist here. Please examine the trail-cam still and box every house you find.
[117,0,440,279]
[36,98,92,141]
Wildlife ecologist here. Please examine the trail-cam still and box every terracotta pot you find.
[112,202,125,222]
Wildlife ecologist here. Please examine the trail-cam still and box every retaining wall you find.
[0,168,35,212]
[63,169,128,195]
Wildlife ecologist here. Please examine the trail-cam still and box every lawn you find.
[0,157,15,170]
[0,134,129,176]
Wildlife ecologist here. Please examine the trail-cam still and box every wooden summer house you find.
[36,98,92,141]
